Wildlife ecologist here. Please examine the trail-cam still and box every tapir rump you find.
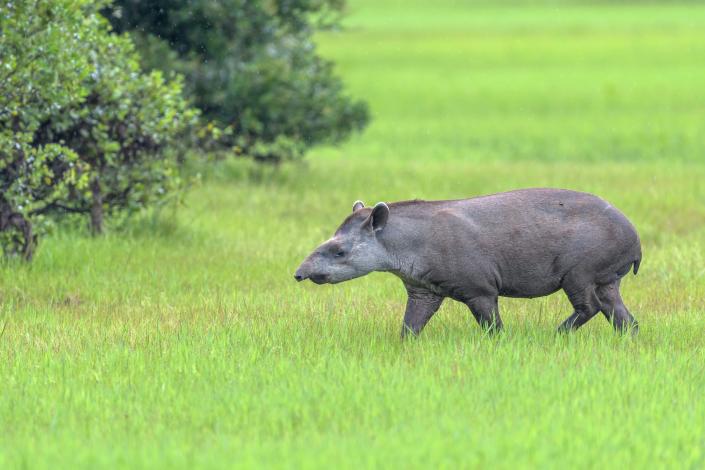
[294,188,641,337]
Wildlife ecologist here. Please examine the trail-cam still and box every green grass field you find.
[2,1,705,468]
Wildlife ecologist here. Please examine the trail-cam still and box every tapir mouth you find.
[293,269,329,284]
[309,274,329,284]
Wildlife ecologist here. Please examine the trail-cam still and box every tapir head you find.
[294,201,390,284]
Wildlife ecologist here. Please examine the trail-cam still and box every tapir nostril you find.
[294,274,303,282]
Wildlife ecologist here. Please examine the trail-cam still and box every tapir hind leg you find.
[557,273,601,332]
[596,279,638,334]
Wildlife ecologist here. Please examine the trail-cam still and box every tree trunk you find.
[13,214,34,261]
[90,177,103,236]
[0,203,35,261]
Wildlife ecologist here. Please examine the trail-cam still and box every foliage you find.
[33,31,198,234]
[1,0,197,256]
[0,0,96,259]
[104,0,369,162]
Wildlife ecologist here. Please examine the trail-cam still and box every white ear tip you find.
[370,202,389,232]
[352,200,365,211]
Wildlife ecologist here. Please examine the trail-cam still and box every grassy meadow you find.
[2,1,705,467]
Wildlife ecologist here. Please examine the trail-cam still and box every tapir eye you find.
[334,250,346,258]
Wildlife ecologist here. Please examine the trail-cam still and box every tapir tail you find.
[633,257,641,275]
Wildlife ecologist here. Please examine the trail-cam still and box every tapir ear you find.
[364,202,389,232]
[352,200,365,212]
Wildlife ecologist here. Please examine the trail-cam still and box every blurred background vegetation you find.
[1,0,368,258]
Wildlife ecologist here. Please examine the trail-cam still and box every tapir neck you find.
[376,212,435,283]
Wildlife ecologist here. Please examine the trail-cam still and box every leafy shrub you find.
[104,0,369,162]
[0,0,95,259]
[1,0,197,259]
[34,32,198,234]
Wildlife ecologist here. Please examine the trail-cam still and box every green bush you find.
[104,0,369,162]
[1,0,197,259]
[0,0,95,259]
[34,32,198,234]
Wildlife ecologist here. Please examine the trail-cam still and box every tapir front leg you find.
[401,286,444,339]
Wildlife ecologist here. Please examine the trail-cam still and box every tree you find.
[104,0,369,162]
[0,0,95,259]
[33,32,197,234]
[1,0,197,259]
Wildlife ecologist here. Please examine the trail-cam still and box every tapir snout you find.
[293,257,330,284]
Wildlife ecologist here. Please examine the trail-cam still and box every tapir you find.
[294,188,641,337]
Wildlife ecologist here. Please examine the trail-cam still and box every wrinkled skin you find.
[295,189,642,338]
